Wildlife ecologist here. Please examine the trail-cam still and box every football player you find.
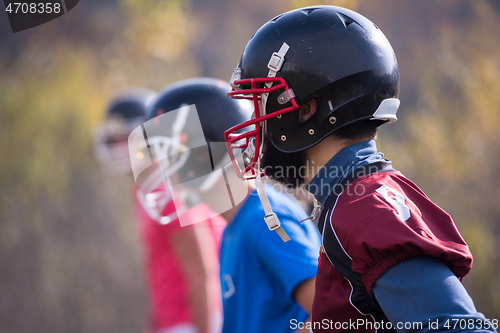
[95,87,221,333]
[132,78,321,333]
[94,88,154,176]
[224,6,497,333]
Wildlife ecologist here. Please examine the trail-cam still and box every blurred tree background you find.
[0,0,498,332]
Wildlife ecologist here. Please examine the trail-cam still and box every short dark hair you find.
[330,119,385,141]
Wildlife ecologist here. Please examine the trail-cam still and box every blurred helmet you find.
[225,6,400,177]
[129,78,252,197]
[94,88,156,175]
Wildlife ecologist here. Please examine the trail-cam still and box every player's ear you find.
[299,97,318,122]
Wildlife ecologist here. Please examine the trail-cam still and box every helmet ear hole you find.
[298,97,318,123]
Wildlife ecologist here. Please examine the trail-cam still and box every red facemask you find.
[224,76,299,179]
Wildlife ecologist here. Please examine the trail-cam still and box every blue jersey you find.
[220,186,321,333]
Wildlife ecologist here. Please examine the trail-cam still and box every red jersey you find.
[311,162,472,332]
[134,187,224,331]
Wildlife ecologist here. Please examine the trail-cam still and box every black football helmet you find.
[129,78,252,193]
[94,88,156,175]
[225,6,400,177]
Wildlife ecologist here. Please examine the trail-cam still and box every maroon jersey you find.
[311,162,472,332]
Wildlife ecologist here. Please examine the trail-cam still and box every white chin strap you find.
[261,42,290,107]
[253,42,293,242]
[255,157,290,242]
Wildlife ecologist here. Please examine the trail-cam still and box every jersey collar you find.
[306,140,383,206]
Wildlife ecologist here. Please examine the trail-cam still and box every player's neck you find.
[304,136,368,185]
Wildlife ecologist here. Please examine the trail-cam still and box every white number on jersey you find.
[375,184,411,222]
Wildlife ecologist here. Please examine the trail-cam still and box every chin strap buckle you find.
[261,42,291,119]
[255,157,290,242]
[264,212,291,242]
[267,42,290,78]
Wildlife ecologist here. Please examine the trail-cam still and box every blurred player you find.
[224,6,497,333]
[130,78,321,333]
[94,88,154,177]
[94,87,221,333]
